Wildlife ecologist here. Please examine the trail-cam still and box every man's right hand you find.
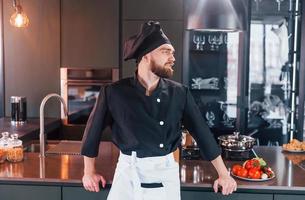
[82,173,106,192]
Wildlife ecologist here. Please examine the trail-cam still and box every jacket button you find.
[157,98,161,103]
[159,143,164,148]
[159,121,164,126]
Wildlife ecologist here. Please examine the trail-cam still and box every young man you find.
[81,21,237,199]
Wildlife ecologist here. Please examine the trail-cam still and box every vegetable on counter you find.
[231,157,274,180]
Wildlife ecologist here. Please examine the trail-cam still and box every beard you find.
[151,60,174,78]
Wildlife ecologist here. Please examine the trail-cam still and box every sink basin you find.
[24,140,82,155]
[23,123,110,155]
[24,140,59,153]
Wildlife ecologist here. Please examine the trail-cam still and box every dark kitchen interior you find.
[0,0,305,199]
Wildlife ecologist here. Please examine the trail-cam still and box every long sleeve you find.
[182,87,221,161]
[81,86,113,157]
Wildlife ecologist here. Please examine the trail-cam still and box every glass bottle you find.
[0,132,10,163]
[7,133,23,162]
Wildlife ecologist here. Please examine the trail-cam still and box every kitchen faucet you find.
[39,93,68,157]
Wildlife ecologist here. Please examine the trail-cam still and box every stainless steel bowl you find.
[218,132,256,152]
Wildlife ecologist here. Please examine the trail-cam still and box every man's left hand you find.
[213,175,237,195]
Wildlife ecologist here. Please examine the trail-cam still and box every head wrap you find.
[123,21,171,62]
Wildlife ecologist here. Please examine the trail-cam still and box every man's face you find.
[149,44,175,78]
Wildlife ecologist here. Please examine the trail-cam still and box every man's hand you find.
[211,155,237,195]
[82,172,106,192]
[213,174,237,195]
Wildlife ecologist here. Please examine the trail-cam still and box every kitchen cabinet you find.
[61,0,119,68]
[181,191,273,200]
[122,0,183,20]
[62,186,109,200]
[274,194,305,200]
[0,185,61,200]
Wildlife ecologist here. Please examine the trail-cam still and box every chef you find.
[81,21,237,200]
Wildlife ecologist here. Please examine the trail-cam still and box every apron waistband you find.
[120,151,175,163]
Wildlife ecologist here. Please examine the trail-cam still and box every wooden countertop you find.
[0,143,305,193]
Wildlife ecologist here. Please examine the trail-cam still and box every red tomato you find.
[248,168,262,179]
[244,159,261,170]
[232,164,243,175]
[237,168,248,178]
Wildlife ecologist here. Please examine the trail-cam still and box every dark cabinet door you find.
[181,191,273,200]
[274,194,305,200]
[122,0,183,20]
[0,185,61,200]
[62,186,109,200]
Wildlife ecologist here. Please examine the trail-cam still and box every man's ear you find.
[142,54,150,63]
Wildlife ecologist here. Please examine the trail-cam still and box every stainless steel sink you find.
[24,140,59,153]
[24,140,81,155]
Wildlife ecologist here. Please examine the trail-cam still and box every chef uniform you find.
[81,21,221,200]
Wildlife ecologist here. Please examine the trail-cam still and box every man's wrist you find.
[84,169,96,175]
[218,170,231,178]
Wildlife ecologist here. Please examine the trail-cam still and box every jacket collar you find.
[133,71,165,96]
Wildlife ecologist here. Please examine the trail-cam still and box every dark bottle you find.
[10,96,27,125]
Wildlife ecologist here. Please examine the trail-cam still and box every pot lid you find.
[218,132,255,142]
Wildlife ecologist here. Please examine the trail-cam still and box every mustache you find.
[165,62,174,67]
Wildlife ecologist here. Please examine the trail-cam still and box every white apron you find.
[107,151,181,200]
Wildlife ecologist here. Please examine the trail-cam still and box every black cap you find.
[123,21,171,61]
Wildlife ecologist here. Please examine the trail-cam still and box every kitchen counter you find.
[0,143,305,199]
[0,143,305,190]
[0,117,61,143]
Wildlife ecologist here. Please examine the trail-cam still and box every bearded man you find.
[81,21,237,200]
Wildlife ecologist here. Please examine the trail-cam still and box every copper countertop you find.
[0,143,305,192]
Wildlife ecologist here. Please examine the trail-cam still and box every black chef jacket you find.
[81,75,221,161]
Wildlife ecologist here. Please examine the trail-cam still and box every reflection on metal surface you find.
[180,164,205,184]
[288,160,292,187]
[39,156,45,179]
[193,165,204,183]
[61,155,69,179]
[8,163,24,178]
[298,160,305,171]
[180,164,186,183]
[185,0,247,31]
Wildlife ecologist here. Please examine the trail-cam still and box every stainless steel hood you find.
[185,0,249,31]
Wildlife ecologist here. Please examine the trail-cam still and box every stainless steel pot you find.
[218,132,256,152]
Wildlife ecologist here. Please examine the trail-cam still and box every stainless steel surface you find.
[298,160,305,171]
[60,67,119,125]
[218,131,256,151]
[289,0,300,141]
[25,140,80,155]
[185,0,247,31]
[24,141,58,153]
[1,145,305,193]
[39,94,68,157]
[46,140,81,155]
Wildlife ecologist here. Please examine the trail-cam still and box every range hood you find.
[185,0,249,32]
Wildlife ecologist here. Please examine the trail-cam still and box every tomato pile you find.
[231,158,274,180]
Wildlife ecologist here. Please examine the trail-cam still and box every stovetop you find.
[222,149,256,161]
[181,147,256,161]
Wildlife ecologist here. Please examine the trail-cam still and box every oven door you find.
[66,82,104,124]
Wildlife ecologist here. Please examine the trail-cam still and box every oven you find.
[60,67,119,125]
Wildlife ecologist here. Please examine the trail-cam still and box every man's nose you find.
[170,54,175,62]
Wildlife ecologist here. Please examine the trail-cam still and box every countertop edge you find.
[1,177,305,194]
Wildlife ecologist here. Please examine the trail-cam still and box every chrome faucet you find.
[39,93,68,157]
